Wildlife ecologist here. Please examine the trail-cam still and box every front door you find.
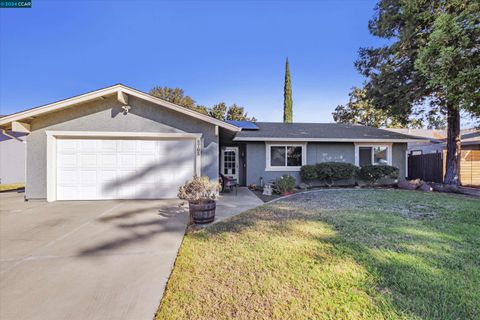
[221,147,239,181]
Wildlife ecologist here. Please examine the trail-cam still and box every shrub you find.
[358,165,399,185]
[178,176,220,203]
[275,174,296,193]
[300,165,317,181]
[315,162,358,185]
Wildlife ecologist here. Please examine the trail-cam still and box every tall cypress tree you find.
[283,58,293,123]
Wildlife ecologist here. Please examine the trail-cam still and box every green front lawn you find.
[157,189,480,320]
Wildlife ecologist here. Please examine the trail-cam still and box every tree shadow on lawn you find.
[191,190,480,319]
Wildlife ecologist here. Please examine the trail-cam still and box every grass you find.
[0,183,24,191]
[157,189,480,320]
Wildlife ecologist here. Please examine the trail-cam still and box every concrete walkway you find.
[214,187,264,223]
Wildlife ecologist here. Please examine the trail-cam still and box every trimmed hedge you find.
[315,162,358,183]
[300,162,399,186]
[301,162,358,183]
[300,165,317,181]
[358,165,399,184]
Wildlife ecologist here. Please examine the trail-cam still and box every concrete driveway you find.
[0,191,187,320]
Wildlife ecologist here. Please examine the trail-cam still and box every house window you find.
[266,143,306,171]
[355,144,392,167]
[359,147,372,167]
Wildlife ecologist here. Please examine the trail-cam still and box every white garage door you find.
[56,138,195,200]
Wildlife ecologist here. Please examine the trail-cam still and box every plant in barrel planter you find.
[178,176,221,224]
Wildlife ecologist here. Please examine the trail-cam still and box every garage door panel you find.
[138,140,157,151]
[135,184,164,198]
[118,184,137,199]
[78,185,98,199]
[57,139,77,151]
[118,140,136,151]
[79,170,97,184]
[58,154,77,167]
[79,154,97,167]
[101,154,117,167]
[160,140,193,156]
[58,169,78,184]
[100,140,117,151]
[78,139,98,152]
[99,169,117,182]
[57,185,78,200]
[137,154,157,167]
[116,169,136,180]
[57,138,196,200]
[118,154,136,167]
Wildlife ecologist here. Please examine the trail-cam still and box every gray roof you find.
[233,122,425,141]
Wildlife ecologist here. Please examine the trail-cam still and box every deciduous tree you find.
[226,104,256,121]
[149,86,257,121]
[209,102,227,120]
[149,86,196,109]
[333,87,443,129]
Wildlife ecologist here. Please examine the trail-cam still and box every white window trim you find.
[354,143,392,166]
[265,142,307,171]
[46,130,202,202]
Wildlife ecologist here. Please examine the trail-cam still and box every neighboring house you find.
[0,84,423,201]
[0,129,26,185]
[386,128,480,186]
[386,128,480,154]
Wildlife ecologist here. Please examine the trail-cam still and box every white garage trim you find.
[46,131,202,202]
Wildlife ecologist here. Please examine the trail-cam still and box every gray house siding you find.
[245,141,407,186]
[26,95,218,199]
[0,132,26,184]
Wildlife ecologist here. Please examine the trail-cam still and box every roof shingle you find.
[234,122,425,141]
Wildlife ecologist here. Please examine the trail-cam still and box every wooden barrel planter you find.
[189,200,216,224]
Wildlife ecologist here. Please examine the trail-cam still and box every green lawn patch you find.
[0,183,24,191]
[157,189,480,320]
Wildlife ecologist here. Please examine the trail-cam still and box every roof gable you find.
[0,84,240,132]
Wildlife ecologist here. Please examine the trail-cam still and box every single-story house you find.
[0,129,26,184]
[0,84,423,201]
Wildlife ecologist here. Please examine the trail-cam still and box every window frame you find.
[265,142,307,171]
[354,143,392,167]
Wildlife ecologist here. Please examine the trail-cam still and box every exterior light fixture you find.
[121,105,131,114]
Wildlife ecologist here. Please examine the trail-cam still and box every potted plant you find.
[178,176,221,224]
[275,174,296,196]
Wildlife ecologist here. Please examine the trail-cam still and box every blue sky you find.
[0,0,382,122]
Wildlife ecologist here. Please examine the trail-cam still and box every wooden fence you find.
[408,150,480,186]
[408,153,443,183]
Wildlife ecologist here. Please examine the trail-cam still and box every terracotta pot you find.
[189,200,216,224]
[281,191,293,196]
